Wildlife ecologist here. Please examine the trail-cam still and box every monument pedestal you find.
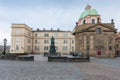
[48,53,61,57]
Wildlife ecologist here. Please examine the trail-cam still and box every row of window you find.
[15,29,70,37]
[16,30,32,36]
[35,33,69,37]
[16,38,74,44]
[82,19,96,24]
[34,46,74,51]
[35,40,74,44]
[116,44,119,48]
[15,45,74,51]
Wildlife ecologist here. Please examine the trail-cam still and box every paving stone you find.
[0,60,86,80]
[1,59,120,80]
[77,59,120,80]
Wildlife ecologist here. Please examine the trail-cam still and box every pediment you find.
[84,23,116,31]
[73,23,117,35]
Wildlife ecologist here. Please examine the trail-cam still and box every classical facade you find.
[10,24,75,54]
[115,32,120,56]
[73,5,117,57]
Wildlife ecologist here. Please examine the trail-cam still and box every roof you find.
[79,5,99,19]
[73,23,117,35]
[32,29,71,32]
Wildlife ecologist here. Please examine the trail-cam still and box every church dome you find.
[79,5,99,19]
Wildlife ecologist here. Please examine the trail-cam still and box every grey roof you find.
[32,29,71,32]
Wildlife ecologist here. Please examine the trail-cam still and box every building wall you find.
[115,32,120,56]
[75,25,116,57]
[78,16,101,25]
[73,5,117,58]
[10,24,75,55]
[11,24,33,53]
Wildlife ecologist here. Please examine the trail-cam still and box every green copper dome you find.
[79,5,99,19]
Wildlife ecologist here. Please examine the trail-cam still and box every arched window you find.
[91,19,95,24]
[83,19,86,24]
[96,28,101,34]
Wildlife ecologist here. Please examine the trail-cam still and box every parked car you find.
[70,52,83,57]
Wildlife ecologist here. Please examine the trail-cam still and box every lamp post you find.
[3,38,7,55]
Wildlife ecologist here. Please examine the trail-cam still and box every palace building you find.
[73,5,117,57]
[115,32,120,56]
[10,24,75,54]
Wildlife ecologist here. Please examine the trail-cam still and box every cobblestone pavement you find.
[76,59,120,80]
[95,58,120,68]
[0,59,120,80]
[0,60,86,80]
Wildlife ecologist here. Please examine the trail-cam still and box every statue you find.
[51,36,54,44]
[49,36,56,54]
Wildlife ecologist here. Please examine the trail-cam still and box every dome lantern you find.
[79,5,99,19]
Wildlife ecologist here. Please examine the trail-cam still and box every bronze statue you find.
[51,36,54,44]
[49,36,56,54]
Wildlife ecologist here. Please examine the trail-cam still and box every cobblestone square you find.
[0,59,120,80]
[0,60,85,80]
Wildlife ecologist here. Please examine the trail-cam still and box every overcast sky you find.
[0,0,120,45]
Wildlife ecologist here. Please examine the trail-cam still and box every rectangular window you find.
[87,40,90,44]
[55,40,58,44]
[35,34,37,37]
[44,33,49,37]
[28,32,31,36]
[91,19,95,24]
[96,28,101,34]
[16,29,20,34]
[72,40,74,44]
[44,46,49,50]
[63,46,68,51]
[35,33,40,37]
[16,37,19,42]
[63,33,68,37]
[72,46,74,51]
[44,40,49,44]
[54,33,58,37]
[87,45,89,51]
[28,46,31,50]
[28,39,31,43]
[63,40,68,44]
[55,46,58,51]
[35,46,40,50]
[35,40,40,44]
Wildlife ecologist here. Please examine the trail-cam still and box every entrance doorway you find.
[96,46,103,56]
[97,50,101,55]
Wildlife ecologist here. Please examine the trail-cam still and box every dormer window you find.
[83,19,86,24]
[96,28,101,34]
[91,19,95,24]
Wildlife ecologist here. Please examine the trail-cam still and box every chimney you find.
[43,28,45,31]
[51,28,53,31]
[57,28,60,31]
[37,28,39,31]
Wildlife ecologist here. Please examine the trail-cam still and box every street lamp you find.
[3,38,7,55]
